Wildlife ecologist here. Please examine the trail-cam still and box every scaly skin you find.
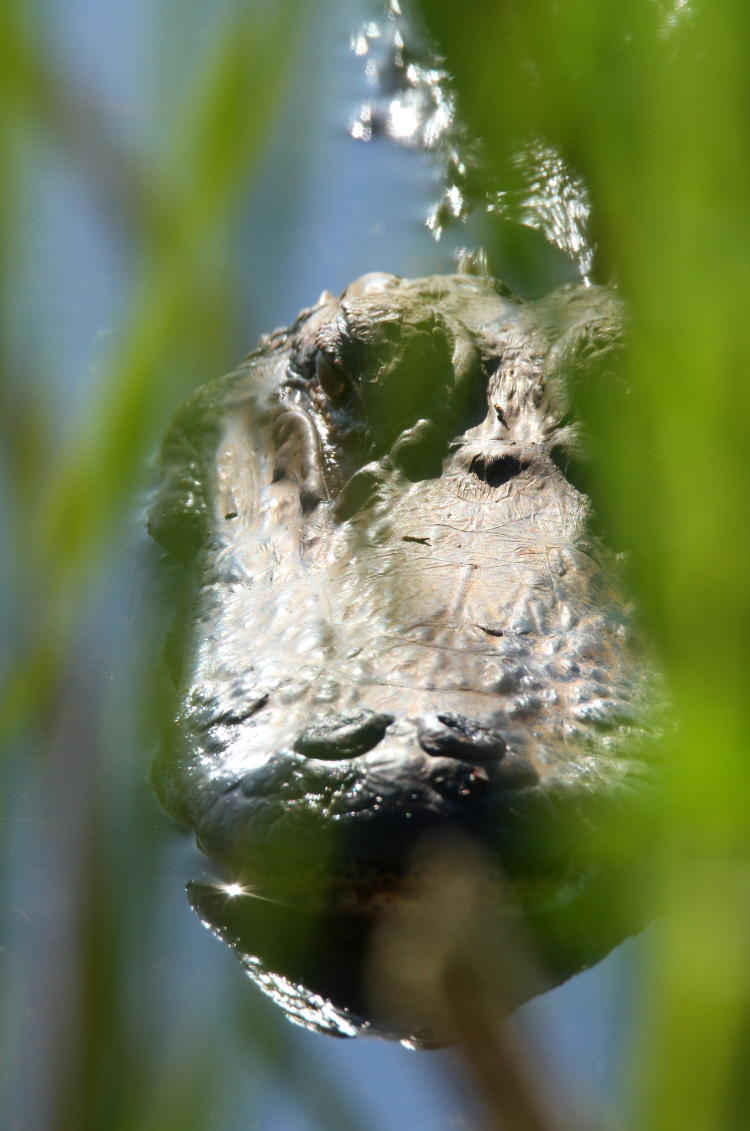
[150,271,660,1042]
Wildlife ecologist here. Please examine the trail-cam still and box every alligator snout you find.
[290,708,542,801]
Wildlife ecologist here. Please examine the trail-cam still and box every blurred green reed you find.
[1,0,305,738]
[1,3,371,1130]
[417,0,750,1126]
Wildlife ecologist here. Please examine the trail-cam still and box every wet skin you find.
[150,271,660,1041]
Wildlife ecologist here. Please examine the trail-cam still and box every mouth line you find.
[194,779,572,925]
[216,743,540,811]
[195,745,565,899]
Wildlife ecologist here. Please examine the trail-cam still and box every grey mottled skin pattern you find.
[150,272,660,1040]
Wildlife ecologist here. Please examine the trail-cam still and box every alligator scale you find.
[150,271,658,1043]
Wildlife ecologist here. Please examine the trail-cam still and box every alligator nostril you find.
[294,709,394,760]
[417,713,506,762]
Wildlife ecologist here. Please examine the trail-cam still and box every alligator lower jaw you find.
[186,831,645,1045]
[185,844,571,1044]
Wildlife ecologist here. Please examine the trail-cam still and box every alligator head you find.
[149,272,660,1043]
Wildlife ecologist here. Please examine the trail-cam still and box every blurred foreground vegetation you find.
[417,1,750,1127]
[3,0,750,1128]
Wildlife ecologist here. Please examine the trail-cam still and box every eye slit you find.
[315,351,350,403]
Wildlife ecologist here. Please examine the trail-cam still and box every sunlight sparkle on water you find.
[221,881,249,899]
[388,97,421,140]
[209,880,288,908]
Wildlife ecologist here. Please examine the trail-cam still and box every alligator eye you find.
[316,351,350,403]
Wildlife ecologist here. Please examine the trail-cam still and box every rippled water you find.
[349,3,594,282]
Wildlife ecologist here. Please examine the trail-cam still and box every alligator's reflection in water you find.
[150,270,661,1045]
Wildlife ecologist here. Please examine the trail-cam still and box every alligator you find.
[149,270,660,1045]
